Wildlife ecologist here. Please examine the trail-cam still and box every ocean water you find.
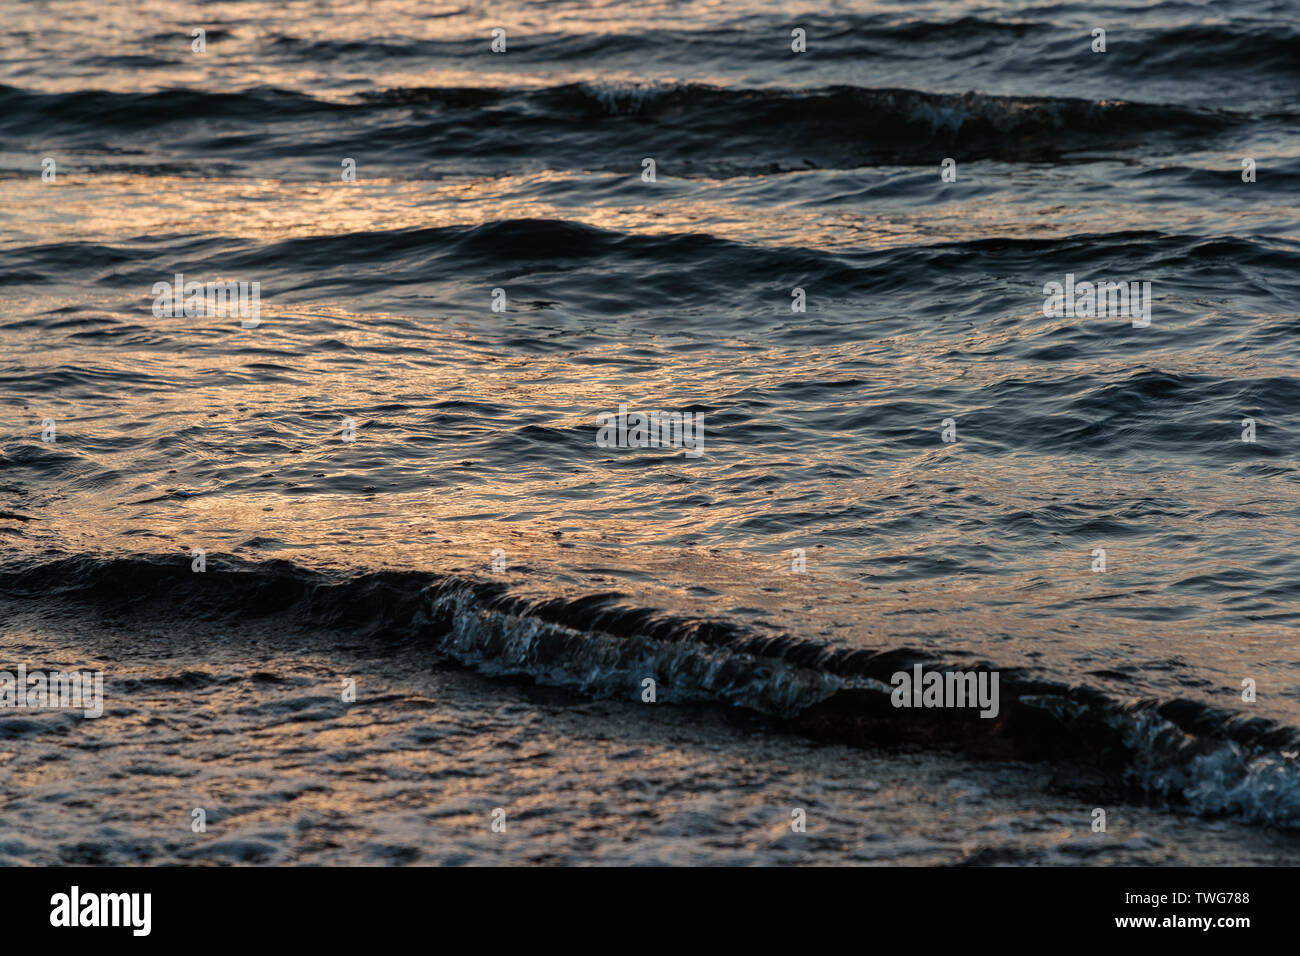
[2,0,1300,863]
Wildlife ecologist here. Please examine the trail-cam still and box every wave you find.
[241,18,1300,81]
[11,222,1295,305]
[361,82,1254,166]
[0,82,1258,169]
[5,551,1300,827]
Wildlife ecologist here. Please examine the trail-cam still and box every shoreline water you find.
[5,550,1300,849]
[5,597,1300,866]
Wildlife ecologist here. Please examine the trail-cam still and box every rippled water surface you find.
[2,0,1299,855]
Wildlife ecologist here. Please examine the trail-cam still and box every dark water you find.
[2,0,1300,853]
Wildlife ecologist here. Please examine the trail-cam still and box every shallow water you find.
[8,599,1300,866]
[2,0,1299,855]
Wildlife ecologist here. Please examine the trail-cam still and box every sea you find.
[1,0,1299,864]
